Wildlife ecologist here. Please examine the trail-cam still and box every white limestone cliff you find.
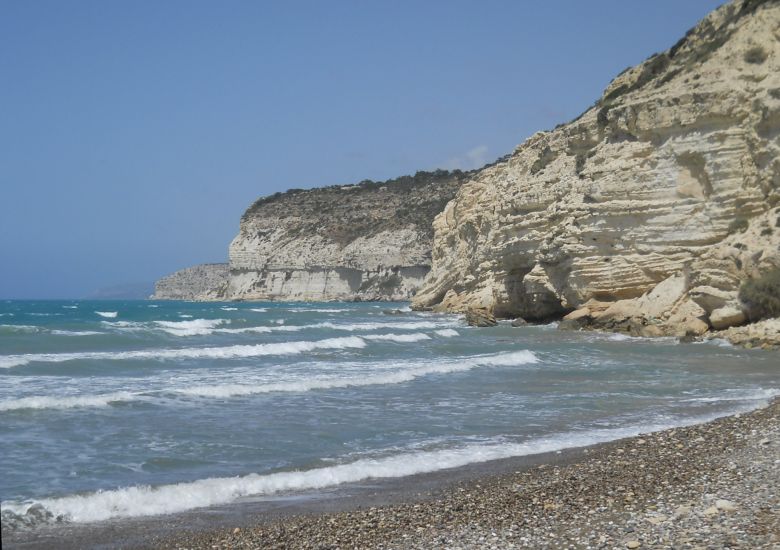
[151,264,229,301]
[226,171,467,301]
[412,0,780,340]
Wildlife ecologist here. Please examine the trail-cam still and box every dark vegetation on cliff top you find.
[243,166,497,245]
[740,268,780,321]
[243,170,466,245]
[242,1,777,248]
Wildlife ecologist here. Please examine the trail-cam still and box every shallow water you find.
[0,300,777,529]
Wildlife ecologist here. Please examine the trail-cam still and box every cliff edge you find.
[412,0,780,343]
[226,170,469,301]
[151,263,229,301]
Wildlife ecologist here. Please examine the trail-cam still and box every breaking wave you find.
[95,311,118,319]
[0,336,368,368]
[0,324,40,333]
[154,319,227,336]
[4,400,767,527]
[176,350,538,398]
[0,392,138,412]
[362,333,431,343]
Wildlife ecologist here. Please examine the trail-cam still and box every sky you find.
[0,0,726,298]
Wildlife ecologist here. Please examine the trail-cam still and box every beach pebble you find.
[715,499,738,512]
[674,505,692,517]
[152,400,780,550]
[646,514,667,525]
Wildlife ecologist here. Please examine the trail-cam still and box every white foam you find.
[95,311,118,319]
[4,402,761,525]
[683,387,780,403]
[62,306,78,309]
[179,314,194,319]
[147,305,159,308]
[1,326,102,337]
[362,333,431,343]
[0,336,368,368]
[0,324,39,333]
[154,319,226,336]
[177,350,538,398]
[217,326,275,334]
[249,308,268,313]
[101,321,145,331]
[220,307,238,311]
[289,308,350,313]
[141,318,457,338]
[0,392,137,412]
[699,338,735,348]
[313,320,455,332]
[435,329,459,338]
[607,333,635,341]
[0,350,538,408]
[595,332,678,345]
[0,357,30,368]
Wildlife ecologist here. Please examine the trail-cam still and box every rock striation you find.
[151,263,229,301]
[412,0,780,340]
[226,171,469,301]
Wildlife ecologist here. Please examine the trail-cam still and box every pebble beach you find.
[154,399,780,550]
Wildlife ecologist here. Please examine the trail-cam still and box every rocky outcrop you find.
[465,308,497,327]
[710,317,780,349]
[412,0,780,342]
[152,264,229,301]
[226,171,469,301]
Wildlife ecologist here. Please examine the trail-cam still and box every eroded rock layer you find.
[152,264,229,301]
[227,171,469,301]
[412,0,780,337]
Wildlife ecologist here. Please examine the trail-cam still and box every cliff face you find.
[152,264,229,301]
[412,0,780,338]
[226,171,469,301]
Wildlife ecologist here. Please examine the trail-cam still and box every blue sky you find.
[1,0,725,298]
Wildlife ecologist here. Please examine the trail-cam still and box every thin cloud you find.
[442,145,489,170]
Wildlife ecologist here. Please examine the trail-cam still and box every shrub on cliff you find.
[739,268,780,320]
[728,216,749,234]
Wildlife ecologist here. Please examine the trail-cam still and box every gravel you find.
[157,399,780,549]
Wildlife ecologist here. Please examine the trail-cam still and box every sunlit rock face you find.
[227,171,468,301]
[412,0,780,335]
[152,264,229,301]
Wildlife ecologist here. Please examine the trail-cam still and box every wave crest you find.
[178,350,538,398]
[0,392,137,412]
[0,336,368,368]
[154,319,227,336]
[95,311,118,318]
[3,403,753,527]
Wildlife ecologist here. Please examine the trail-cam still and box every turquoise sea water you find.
[1,300,778,529]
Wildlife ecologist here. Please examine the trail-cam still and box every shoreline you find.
[6,398,779,549]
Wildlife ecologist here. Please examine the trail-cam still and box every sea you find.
[1,299,778,531]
